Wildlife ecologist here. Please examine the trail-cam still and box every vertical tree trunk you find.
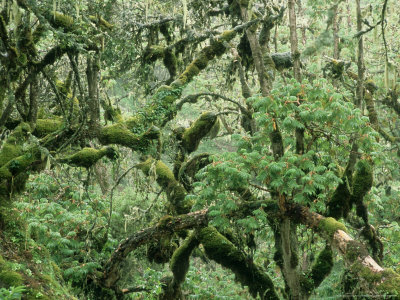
[284,2,304,299]
[239,6,270,96]
[27,76,38,127]
[288,0,301,82]
[332,4,340,59]
[355,0,364,108]
[87,53,101,133]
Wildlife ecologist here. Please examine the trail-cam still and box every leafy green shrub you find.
[14,172,114,286]
[0,286,26,300]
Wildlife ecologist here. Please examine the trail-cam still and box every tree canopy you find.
[1,0,400,299]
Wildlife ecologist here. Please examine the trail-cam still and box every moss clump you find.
[123,115,144,130]
[163,49,177,79]
[318,217,347,238]
[171,30,237,88]
[59,147,117,168]
[89,15,113,30]
[144,45,165,62]
[271,52,293,71]
[49,12,74,31]
[147,235,178,264]
[103,104,123,123]
[352,160,373,202]
[157,215,174,227]
[377,269,400,296]
[0,146,42,181]
[327,176,352,219]
[301,246,333,295]
[311,246,333,288]
[33,119,63,138]
[32,24,46,44]
[346,240,369,262]
[198,226,279,300]
[99,123,159,150]
[219,30,237,43]
[182,112,217,153]
[170,234,199,285]
[351,160,373,223]
[239,0,250,7]
[193,53,209,70]
[137,157,192,214]
[0,270,23,288]
[177,62,200,85]
[0,255,5,268]
[17,26,35,56]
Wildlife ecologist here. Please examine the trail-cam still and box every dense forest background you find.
[0,0,400,299]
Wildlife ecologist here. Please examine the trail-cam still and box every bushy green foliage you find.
[0,286,26,300]
[14,173,114,286]
[193,79,380,228]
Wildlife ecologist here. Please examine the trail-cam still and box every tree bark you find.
[355,0,364,108]
[87,53,101,134]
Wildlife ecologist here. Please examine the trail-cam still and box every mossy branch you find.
[286,203,400,295]
[102,209,209,289]
[197,226,279,300]
[181,112,218,153]
[160,233,200,298]
[136,157,192,214]
[58,147,117,169]
[300,245,333,295]
[98,124,160,151]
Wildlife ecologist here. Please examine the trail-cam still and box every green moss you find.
[144,45,165,62]
[0,270,23,287]
[138,157,192,214]
[33,119,63,138]
[239,0,250,7]
[163,49,177,78]
[178,62,200,85]
[157,215,174,227]
[0,123,31,167]
[170,234,199,285]
[26,289,51,300]
[301,246,333,294]
[351,160,373,204]
[32,24,46,44]
[377,269,400,296]
[346,240,369,262]
[327,176,352,219]
[193,53,209,70]
[219,30,236,42]
[123,115,143,130]
[198,226,279,299]
[0,15,7,43]
[49,12,74,31]
[59,147,117,168]
[0,145,42,182]
[312,247,333,285]
[182,112,217,153]
[17,26,35,55]
[0,255,5,269]
[318,217,347,238]
[99,123,159,150]
[89,15,113,30]
[147,236,178,264]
